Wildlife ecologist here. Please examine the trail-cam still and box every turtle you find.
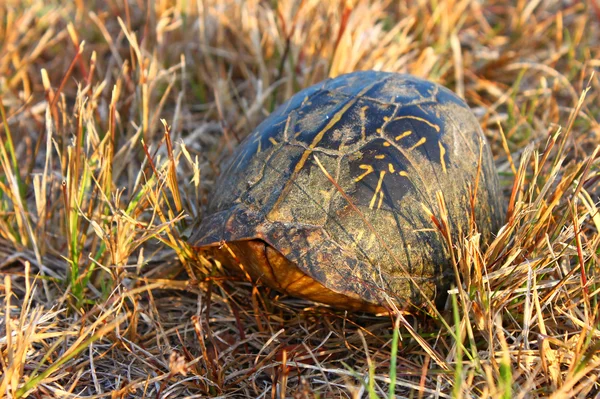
[190,70,504,313]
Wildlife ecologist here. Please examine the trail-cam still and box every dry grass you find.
[0,0,599,397]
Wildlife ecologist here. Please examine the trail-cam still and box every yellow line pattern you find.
[439,142,447,173]
[388,163,395,173]
[394,115,440,132]
[350,230,365,250]
[377,190,385,209]
[369,170,386,209]
[354,164,374,182]
[395,130,412,140]
[408,137,427,150]
[360,105,369,141]
[268,137,278,145]
[282,112,294,141]
[375,154,385,159]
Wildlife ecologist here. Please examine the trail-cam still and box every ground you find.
[1,1,599,398]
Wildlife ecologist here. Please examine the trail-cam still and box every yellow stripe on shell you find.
[395,130,412,140]
[393,115,440,132]
[354,164,374,182]
[439,142,447,173]
[408,137,427,150]
[369,170,386,209]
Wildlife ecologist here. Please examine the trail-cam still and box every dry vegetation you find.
[1,0,599,397]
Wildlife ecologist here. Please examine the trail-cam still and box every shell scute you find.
[347,138,415,211]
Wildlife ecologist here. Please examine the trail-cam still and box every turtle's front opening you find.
[207,240,386,313]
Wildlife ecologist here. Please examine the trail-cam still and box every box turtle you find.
[191,71,504,313]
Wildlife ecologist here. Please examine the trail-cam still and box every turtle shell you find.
[191,70,504,312]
